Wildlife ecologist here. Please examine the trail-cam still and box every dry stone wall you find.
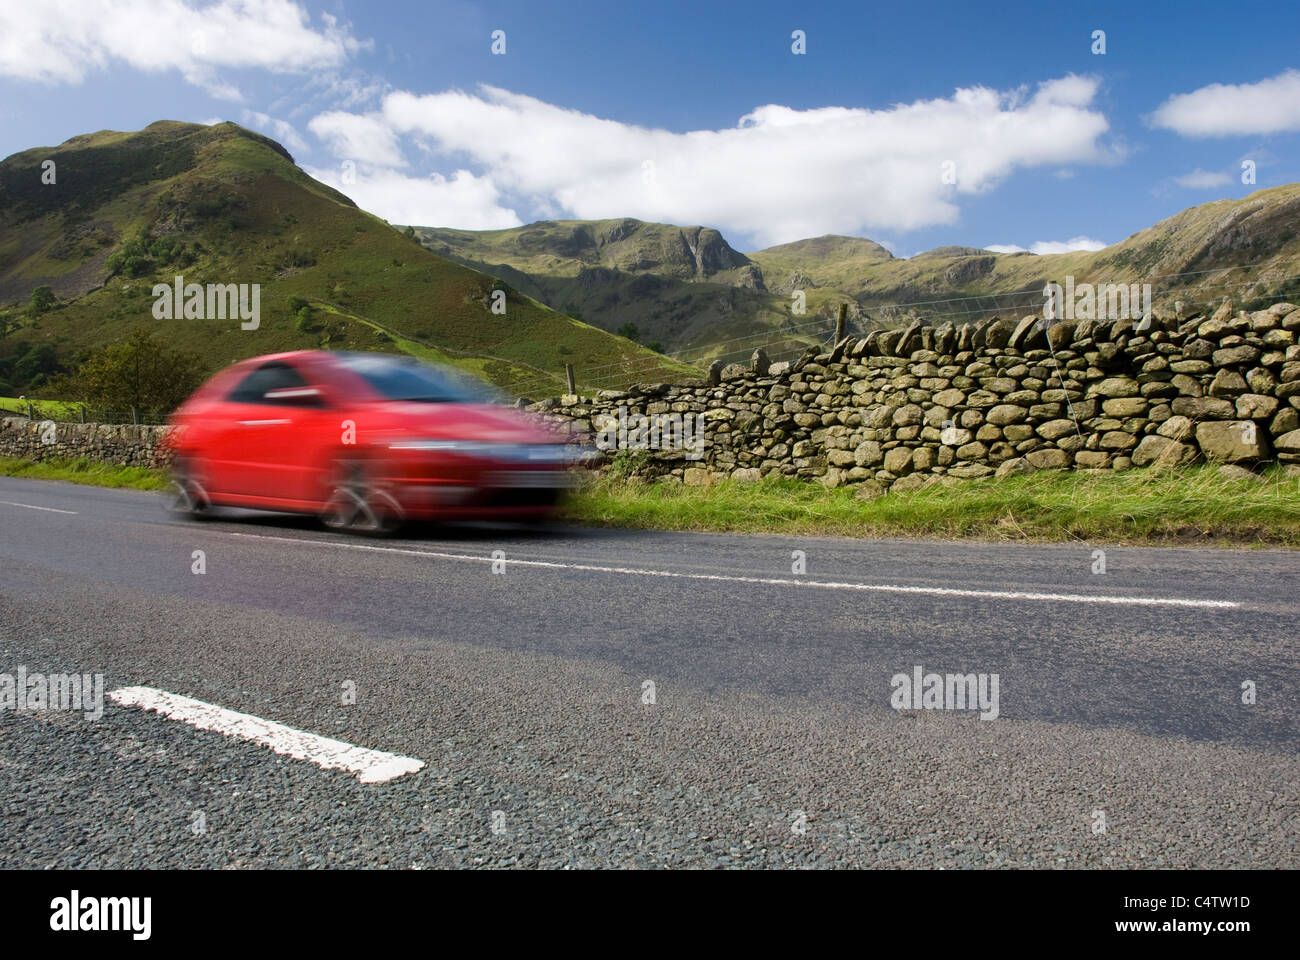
[531,300,1300,493]
[3,299,1299,494]
[0,418,171,469]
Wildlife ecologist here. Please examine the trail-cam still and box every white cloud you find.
[304,165,522,230]
[1172,169,1232,189]
[0,0,366,100]
[309,76,1115,246]
[1151,69,1300,137]
[986,236,1108,255]
[308,111,406,168]
[242,110,307,153]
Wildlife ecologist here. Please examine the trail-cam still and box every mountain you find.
[412,218,796,366]
[751,184,1300,325]
[408,185,1300,365]
[0,121,688,398]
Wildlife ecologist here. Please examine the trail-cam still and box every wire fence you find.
[1,400,169,426]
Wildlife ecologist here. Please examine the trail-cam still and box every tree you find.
[616,321,639,341]
[12,343,61,389]
[71,329,207,414]
[28,286,56,317]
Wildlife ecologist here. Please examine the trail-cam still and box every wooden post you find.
[835,303,847,342]
[26,400,34,419]
[564,362,576,395]
[131,406,139,425]
[79,405,86,423]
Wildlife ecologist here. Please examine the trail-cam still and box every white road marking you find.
[0,499,77,514]
[108,686,424,784]
[227,531,1239,609]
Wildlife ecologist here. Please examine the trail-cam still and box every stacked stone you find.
[6,300,1298,490]
[531,299,1300,491]
[0,418,173,468]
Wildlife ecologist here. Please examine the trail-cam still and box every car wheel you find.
[164,457,212,519]
[321,459,404,535]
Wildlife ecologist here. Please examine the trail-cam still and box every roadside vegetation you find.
[0,456,168,490]
[2,456,1296,546]
[568,465,1300,546]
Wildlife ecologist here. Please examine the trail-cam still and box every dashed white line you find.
[108,686,424,784]
[227,531,1239,609]
[0,499,77,514]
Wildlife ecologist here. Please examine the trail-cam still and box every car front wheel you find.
[320,459,404,535]
[164,457,212,519]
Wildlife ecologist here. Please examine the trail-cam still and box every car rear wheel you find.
[164,457,212,519]
[321,459,404,535]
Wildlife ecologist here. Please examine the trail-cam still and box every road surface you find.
[1,476,1296,868]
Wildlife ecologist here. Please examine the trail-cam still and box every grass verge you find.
[2,456,1296,546]
[0,456,170,491]
[565,465,1300,547]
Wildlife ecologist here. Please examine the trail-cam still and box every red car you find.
[163,350,577,532]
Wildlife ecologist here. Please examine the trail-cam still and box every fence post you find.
[131,407,139,425]
[564,362,576,395]
[835,303,847,342]
[79,405,86,424]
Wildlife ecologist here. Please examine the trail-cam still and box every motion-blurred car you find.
[163,351,577,532]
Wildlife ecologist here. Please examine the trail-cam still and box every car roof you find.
[239,350,420,366]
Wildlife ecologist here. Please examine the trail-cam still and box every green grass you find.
[0,396,84,419]
[4,453,1296,546]
[0,456,169,490]
[566,465,1300,546]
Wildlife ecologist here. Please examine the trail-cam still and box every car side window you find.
[227,362,313,406]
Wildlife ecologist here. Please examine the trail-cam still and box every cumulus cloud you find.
[1151,69,1300,137]
[0,0,366,100]
[308,111,406,168]
[1172,169,1232,189]
[304,164,522,230]
[985,236,1108,255]
[309,76,1115,246]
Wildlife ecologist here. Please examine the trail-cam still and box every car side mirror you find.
[264,386,327,408]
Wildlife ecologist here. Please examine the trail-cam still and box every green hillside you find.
[410,184,1300,364]
[750,183,1300,324]
[412,219,802,365]
[0,121,690,400]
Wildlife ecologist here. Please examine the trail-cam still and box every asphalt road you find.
[1,475,1296,868]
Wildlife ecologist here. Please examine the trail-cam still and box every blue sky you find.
[2,0,1298,255]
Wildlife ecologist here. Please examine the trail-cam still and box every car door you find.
[218,361,322,501]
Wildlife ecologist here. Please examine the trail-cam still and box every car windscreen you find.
[336,354,496,403]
